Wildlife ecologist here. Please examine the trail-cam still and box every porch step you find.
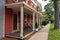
[6,35,21,39]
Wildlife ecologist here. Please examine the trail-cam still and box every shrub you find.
[41,20,49,26]
[50,20,54,23]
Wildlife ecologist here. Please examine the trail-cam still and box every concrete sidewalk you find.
[29,24,50,40]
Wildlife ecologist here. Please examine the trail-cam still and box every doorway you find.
[13,14,18,31]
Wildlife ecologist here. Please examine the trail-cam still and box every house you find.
[0,0,43,39]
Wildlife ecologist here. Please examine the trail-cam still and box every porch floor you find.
[6,27,33,39]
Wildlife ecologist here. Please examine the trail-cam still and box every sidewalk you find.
[29,24,50,40]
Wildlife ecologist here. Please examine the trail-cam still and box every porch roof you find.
[5,2,43,16]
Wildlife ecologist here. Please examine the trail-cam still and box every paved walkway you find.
[29,24,50,40]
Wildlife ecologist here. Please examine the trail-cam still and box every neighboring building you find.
[0,0,4,38]
[0,0,43,39]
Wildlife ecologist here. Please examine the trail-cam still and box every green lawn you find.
[48,24,60,40]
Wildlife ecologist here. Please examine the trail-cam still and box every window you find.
[13,0,18,3]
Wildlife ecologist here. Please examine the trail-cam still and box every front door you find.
[13,14,17,31]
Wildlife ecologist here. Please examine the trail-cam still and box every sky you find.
[37,0,50,11]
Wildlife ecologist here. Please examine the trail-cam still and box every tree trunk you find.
[53,0,59,29]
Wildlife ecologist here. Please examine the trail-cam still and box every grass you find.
[48,24,60,40]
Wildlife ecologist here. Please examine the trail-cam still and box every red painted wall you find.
[5,0,26,3]
[18,0,26,2]
[5,7,13,35]
[5,7,21,35]
[18,12,21,29]
[5,0,13,3]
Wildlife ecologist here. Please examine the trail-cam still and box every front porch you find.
[5,2,42,39]
[6,26,33,39]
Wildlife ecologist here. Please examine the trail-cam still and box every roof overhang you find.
[5,2,43,16]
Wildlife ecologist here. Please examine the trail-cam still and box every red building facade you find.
[5,0,43,39]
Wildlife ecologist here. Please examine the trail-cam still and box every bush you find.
[41,20,49,26]
[50,20,54,23]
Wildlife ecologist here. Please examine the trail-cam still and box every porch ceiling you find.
[5,2,43,16]
[5,2,23,8]
[24,7,33,15]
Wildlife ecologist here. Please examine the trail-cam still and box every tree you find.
[53,0,59,29]
[44,3,54,20]
[43,0,59,29]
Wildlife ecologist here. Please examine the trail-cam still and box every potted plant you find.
[35,22,39,31]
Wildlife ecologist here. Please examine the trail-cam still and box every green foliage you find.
[42,12,46,16]
[44,2,54,23]
[42,0,47,1]
[49,14,54,23]
[44,3,54,18]
[35,22,39,28]
[58,1,60,14]
[41,20,49,26]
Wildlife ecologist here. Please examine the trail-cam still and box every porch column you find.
[20,4,24,38]
[39,15,40,28]
[33,12,35,31]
